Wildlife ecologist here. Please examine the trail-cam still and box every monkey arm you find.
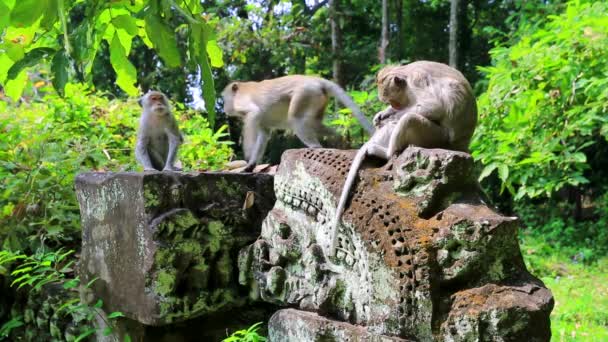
[163,128,182,171]
[387,112,449,156]
[135,136,156,171]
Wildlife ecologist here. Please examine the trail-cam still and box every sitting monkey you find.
[222,75,375,172]
[135,91,183,171]
[329,61,478,256]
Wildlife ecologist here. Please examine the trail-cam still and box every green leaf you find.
[6,43,25,62]
[0,2,10,32]
[5,69,28,101]
[108,311,125,319]
[109,34,138,96]
[194,23,217,126]
[10,0,46,27]
[478,163,497,181]
[144,14,181,67]
[6,47,56,80]
[206,40,223,68]
[124,335,132,342]
[112,15,138,36]
[498,164,509,183]
[74,328,96,342]
[40,0,58,30]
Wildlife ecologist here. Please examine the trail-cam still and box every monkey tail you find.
[329,146,368,257]
[321,79,375,135]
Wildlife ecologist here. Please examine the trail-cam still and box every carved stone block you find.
[239,148,554,341]
[75,171,275,326]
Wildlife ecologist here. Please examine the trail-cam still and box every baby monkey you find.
[329,61,478,256]
[135,90,183,171]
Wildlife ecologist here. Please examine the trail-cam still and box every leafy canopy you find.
[472,0,608,200]
[0,0,223,124]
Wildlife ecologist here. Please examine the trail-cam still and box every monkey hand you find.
[373,108,395,127]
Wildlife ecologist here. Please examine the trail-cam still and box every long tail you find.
[321,79,375,135]
[329,146,369,256]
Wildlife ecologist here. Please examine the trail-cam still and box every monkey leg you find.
[387,113,448,156]
[243,129,270,172]
[287,90,327,148]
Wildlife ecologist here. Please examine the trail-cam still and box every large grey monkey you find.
[329,61,478,256]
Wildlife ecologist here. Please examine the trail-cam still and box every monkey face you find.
[378,76,409,110]
[143,91,169,114]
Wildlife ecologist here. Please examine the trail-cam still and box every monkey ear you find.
[394,76,407,87]
[231,83,239,92]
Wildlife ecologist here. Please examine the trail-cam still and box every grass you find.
[520,232,608,341]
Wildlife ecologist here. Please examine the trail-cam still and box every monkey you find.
[135,90,183,171]
[329,61,478,256]
[222,75,375,172]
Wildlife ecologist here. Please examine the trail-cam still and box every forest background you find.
[0,0,607,340]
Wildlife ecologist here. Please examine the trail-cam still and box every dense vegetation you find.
[1,0,607,340]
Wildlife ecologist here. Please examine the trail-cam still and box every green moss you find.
[155,269,177,296]
[143,184,161,207]
[216,178,241,197]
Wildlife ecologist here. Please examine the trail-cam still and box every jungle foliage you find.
[1,0,608,340]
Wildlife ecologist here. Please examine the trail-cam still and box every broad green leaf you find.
[10,0,46,27]
[109,34,138,96]
[108,311,125,319]
[0,54,14,83]
[144,14,181,67]
[478,163,497,181]
[0,2,10,32]
[51,50,70,95]
[206,40,223,68]
[6,43,25,62]
[112,15,138,35]
[117,28,134,56]
[194,24,216,126]
[40,0,58,30]
[6,47,55,80]
[5,69,28,101]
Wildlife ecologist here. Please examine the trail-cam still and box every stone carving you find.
[239,148,554,341]
[75,172,275,329]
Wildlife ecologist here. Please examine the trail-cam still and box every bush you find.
[0,84,233,252]
[472,0,608,200]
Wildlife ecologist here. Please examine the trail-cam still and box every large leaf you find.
[0,2,10,32]
[40,0,58,30]
[109,34,138,96]
[5,70,28,101]
[206,40,223,68]
[10,0,46,27]
[6,47,56,80]
[193,23,216,126]
[144,14,181,67]
[51,50,69,95]
[112,15,138,36]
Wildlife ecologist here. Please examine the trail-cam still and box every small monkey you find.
[135,90,183,171]
[222,75,375,172]
[329,61,478,256]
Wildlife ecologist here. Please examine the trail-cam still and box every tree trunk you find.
[379,0,389,64]
[449,0,460,69]
[449,0,468,70]
[329,0,343,86]
[395,0,403,60]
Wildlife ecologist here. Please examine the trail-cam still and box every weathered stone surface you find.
[75,171,275,326]
[239,147,553,341]
[269,309,412,341]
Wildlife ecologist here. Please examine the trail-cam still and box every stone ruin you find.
[75,147,553,341]
[238,148,554,341]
